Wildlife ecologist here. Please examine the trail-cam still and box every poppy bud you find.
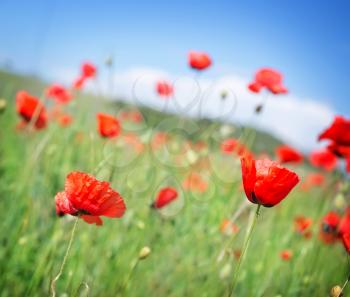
[220,90,228,100]
[330,285,343,297]
[219,263,231,279]
[138,246,151,260]
[0,99,6,114]
[255,104,263,114]
[105,56,113,67]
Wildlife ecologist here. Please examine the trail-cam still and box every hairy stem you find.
[228,204,261,297]
[51,216,79,297]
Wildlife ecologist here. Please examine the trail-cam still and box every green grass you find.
[0,70,348,297]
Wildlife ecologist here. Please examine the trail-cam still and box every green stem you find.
[120,258,139,296]
[51,216,79,297]
[228,204,261,297]
[341,270,350,294]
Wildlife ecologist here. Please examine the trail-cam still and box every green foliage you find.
[0,71,348,297]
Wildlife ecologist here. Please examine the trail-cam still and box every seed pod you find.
[0,99,6,114]
[138,246,151,260]
[330,285,343,297]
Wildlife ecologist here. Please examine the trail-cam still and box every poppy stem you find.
[51,216,79,297]
[120,258,139,295]
[228,204,261,297]
[340,271,350,294]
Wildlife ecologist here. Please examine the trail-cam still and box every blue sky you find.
[0,0,350,116]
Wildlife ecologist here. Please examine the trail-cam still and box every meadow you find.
[0,67,349,297]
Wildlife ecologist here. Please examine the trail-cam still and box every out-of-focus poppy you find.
[294,216,312,238]
[241,157,299,207]
[182,173,208,193]
[327,142,350,158]
[119,110,142,123]
[346,158,350,173]
[151,132,169,150]
[300,173,325,191]
[280,250,293,261]
[57,113,73,127]
[220,219,239,236]
[73,77,85,90]
[130,111,142,123]
[97,113,121,138]
[338,209,350,236]
[16,91,47,129]
[46,84,72,104]
[188,51,212,71]
[248,68,288,95]
[309,149,337,171]
[342,233,350,254]
[122,133,144,153]
[306,173,325,186]
[81,62,97,78]
[55,171,126,226]
[319,116,350,146]
[15,120,28,131]
[151,187,178,209]
[319,211,341,244]
[48,105,73,127]
[276,145,303,164]
[221,138,252,158]
[156,80,173,97]
[73,62,96,90]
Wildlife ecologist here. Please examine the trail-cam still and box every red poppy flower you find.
[220,219,239,236]
[55,171,126,226]
[346,158,350,173]
[319,116,350,146]
[73,76,85,90]
[16,91,47,129]
[309,149,337,171]
[97,113,121,138]
[151,132,169,150]
[130,111,142,123]
[327,142,350,158]
[322,211,341,231]
[182,173,208,193]
[156,80,173,97]
[122,132,144,153]
[319,211,341,244]
[300,173,325,191]
[57,114,73,127]
[280,250,293,261]
[248,68,288,95]
[152,187,178,209]
[81,62,96,78]
[241,157,300,207]
[221,138,252,158]
[307,173,325,185]
[46,84,72,104]
[188,51,212,71]
[342,233,350,254]
[339,209,350,236]
[294,216,312,238]
[276,145,303,164]
[280,250,292,261]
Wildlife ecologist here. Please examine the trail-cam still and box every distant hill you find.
[0,68,283,155]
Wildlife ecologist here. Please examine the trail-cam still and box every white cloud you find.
[54,66,336,152]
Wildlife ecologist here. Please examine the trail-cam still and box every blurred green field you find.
[0,70,348,297]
